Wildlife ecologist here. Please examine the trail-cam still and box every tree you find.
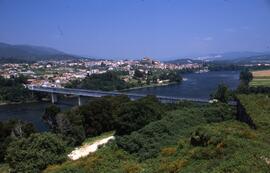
[240,69,253,84]
[168,71,182,82]
[0,76,32,103]
[114,96,163,135]
[66,71,128,91]
[0,120,35,163]
[81,98,114,136]
[57,111,85,146]
[211,83,231,103]
[152,75,158,84]
[43,105,61,132]
[5,133,67,173]
[134,69,144,78]
[236,81,250,94]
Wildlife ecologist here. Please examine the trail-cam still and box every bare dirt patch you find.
[252,70,270,77]
[68,136,115,160]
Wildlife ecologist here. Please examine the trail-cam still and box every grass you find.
[0,163,10,173]
[250,77,270,87]
[237,94,270,130]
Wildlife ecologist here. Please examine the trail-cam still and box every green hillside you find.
[43,94,270,173]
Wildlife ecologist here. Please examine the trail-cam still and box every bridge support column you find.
[78,96,82,106]
[51,93,58,104]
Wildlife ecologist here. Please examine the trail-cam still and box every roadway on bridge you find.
[28,86,212,103]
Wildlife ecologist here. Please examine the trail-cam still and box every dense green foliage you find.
[43,96,126,145]
[6,133,67,173]
[76,95,129,137]
[2,92,269,173]
[0,76,33,103]
[114,96,163,135]
[207,63,244,71]
[43,95,162,146]
[144,69,183,84]
[66,71,129,91]
[240,69,253,84]
[66,69,183,91]
[207,63,270,72]
[116,103,234,160]
[44,94,270,173]
[248,86,270,93]
[43,105,61,131]
[210,83,232,103]
[0,120,35,163]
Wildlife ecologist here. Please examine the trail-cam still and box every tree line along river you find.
[0,71,240,131]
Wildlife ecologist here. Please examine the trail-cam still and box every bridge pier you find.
[51,93,58,104]
[78,96,82,106]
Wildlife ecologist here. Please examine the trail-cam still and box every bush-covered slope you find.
[44,94,270,173]
[116,103,233,160]
[237,94,270,130]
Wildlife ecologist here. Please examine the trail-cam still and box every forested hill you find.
[0,42,79,62]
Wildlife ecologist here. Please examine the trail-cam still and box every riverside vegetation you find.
[0,69,269,172]
[0,76,32,104]
[65,70,183,91]
[0,76,48,104]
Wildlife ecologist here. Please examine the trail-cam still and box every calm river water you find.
[0,71,240,131]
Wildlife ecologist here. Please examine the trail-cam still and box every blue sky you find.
[1,0,270,59]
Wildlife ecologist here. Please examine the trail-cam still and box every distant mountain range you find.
[1,42,270,64]
[165,58,203,64]
[167,51,270,64]
[193,51,270,61]
[0,42,79,62]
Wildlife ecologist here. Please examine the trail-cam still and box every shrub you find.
[43,105,61,131]
[161,147,177,157]
[123,163,142,173]
[114,96,163,135]
[190,130,210,147]
[0,120,35,163]
[157,159,188,173]
[202,103,234,123]
[116,108,207,160]
[5,133,67,173]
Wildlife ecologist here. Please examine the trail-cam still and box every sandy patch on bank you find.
[68,136,115,160]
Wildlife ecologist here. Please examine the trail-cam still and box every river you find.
[0,71,240,131]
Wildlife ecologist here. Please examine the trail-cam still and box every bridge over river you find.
[28,86,213,106]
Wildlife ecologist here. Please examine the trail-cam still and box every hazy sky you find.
[1,0,270,59]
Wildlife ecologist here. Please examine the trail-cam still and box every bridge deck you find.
[28,86,218,104]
